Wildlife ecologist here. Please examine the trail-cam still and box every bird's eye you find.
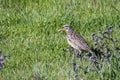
[62,26,64,28]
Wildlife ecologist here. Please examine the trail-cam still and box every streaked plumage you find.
[58,24,92,53]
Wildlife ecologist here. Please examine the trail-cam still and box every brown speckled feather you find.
[66,28,91,52]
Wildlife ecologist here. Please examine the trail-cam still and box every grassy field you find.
[0,0,120,80]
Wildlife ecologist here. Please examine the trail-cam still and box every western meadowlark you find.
[58,24,94,58]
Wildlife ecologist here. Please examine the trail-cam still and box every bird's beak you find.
[58,29,63,32]
[58,26,65,32]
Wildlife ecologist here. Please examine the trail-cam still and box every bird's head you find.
[58,24,70,32]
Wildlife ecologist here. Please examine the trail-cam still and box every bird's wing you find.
[71,31,91,51]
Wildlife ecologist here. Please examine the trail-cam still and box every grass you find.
[0,0,120,80]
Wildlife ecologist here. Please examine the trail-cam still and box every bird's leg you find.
[72,49,80,71]
[68,46,74,56]
[73,49,77,64]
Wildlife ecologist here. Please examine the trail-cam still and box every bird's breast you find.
[66,36,80,50]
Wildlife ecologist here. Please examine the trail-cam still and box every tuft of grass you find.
[0,0,120,80]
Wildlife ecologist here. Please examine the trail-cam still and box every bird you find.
[58,24,95,58]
